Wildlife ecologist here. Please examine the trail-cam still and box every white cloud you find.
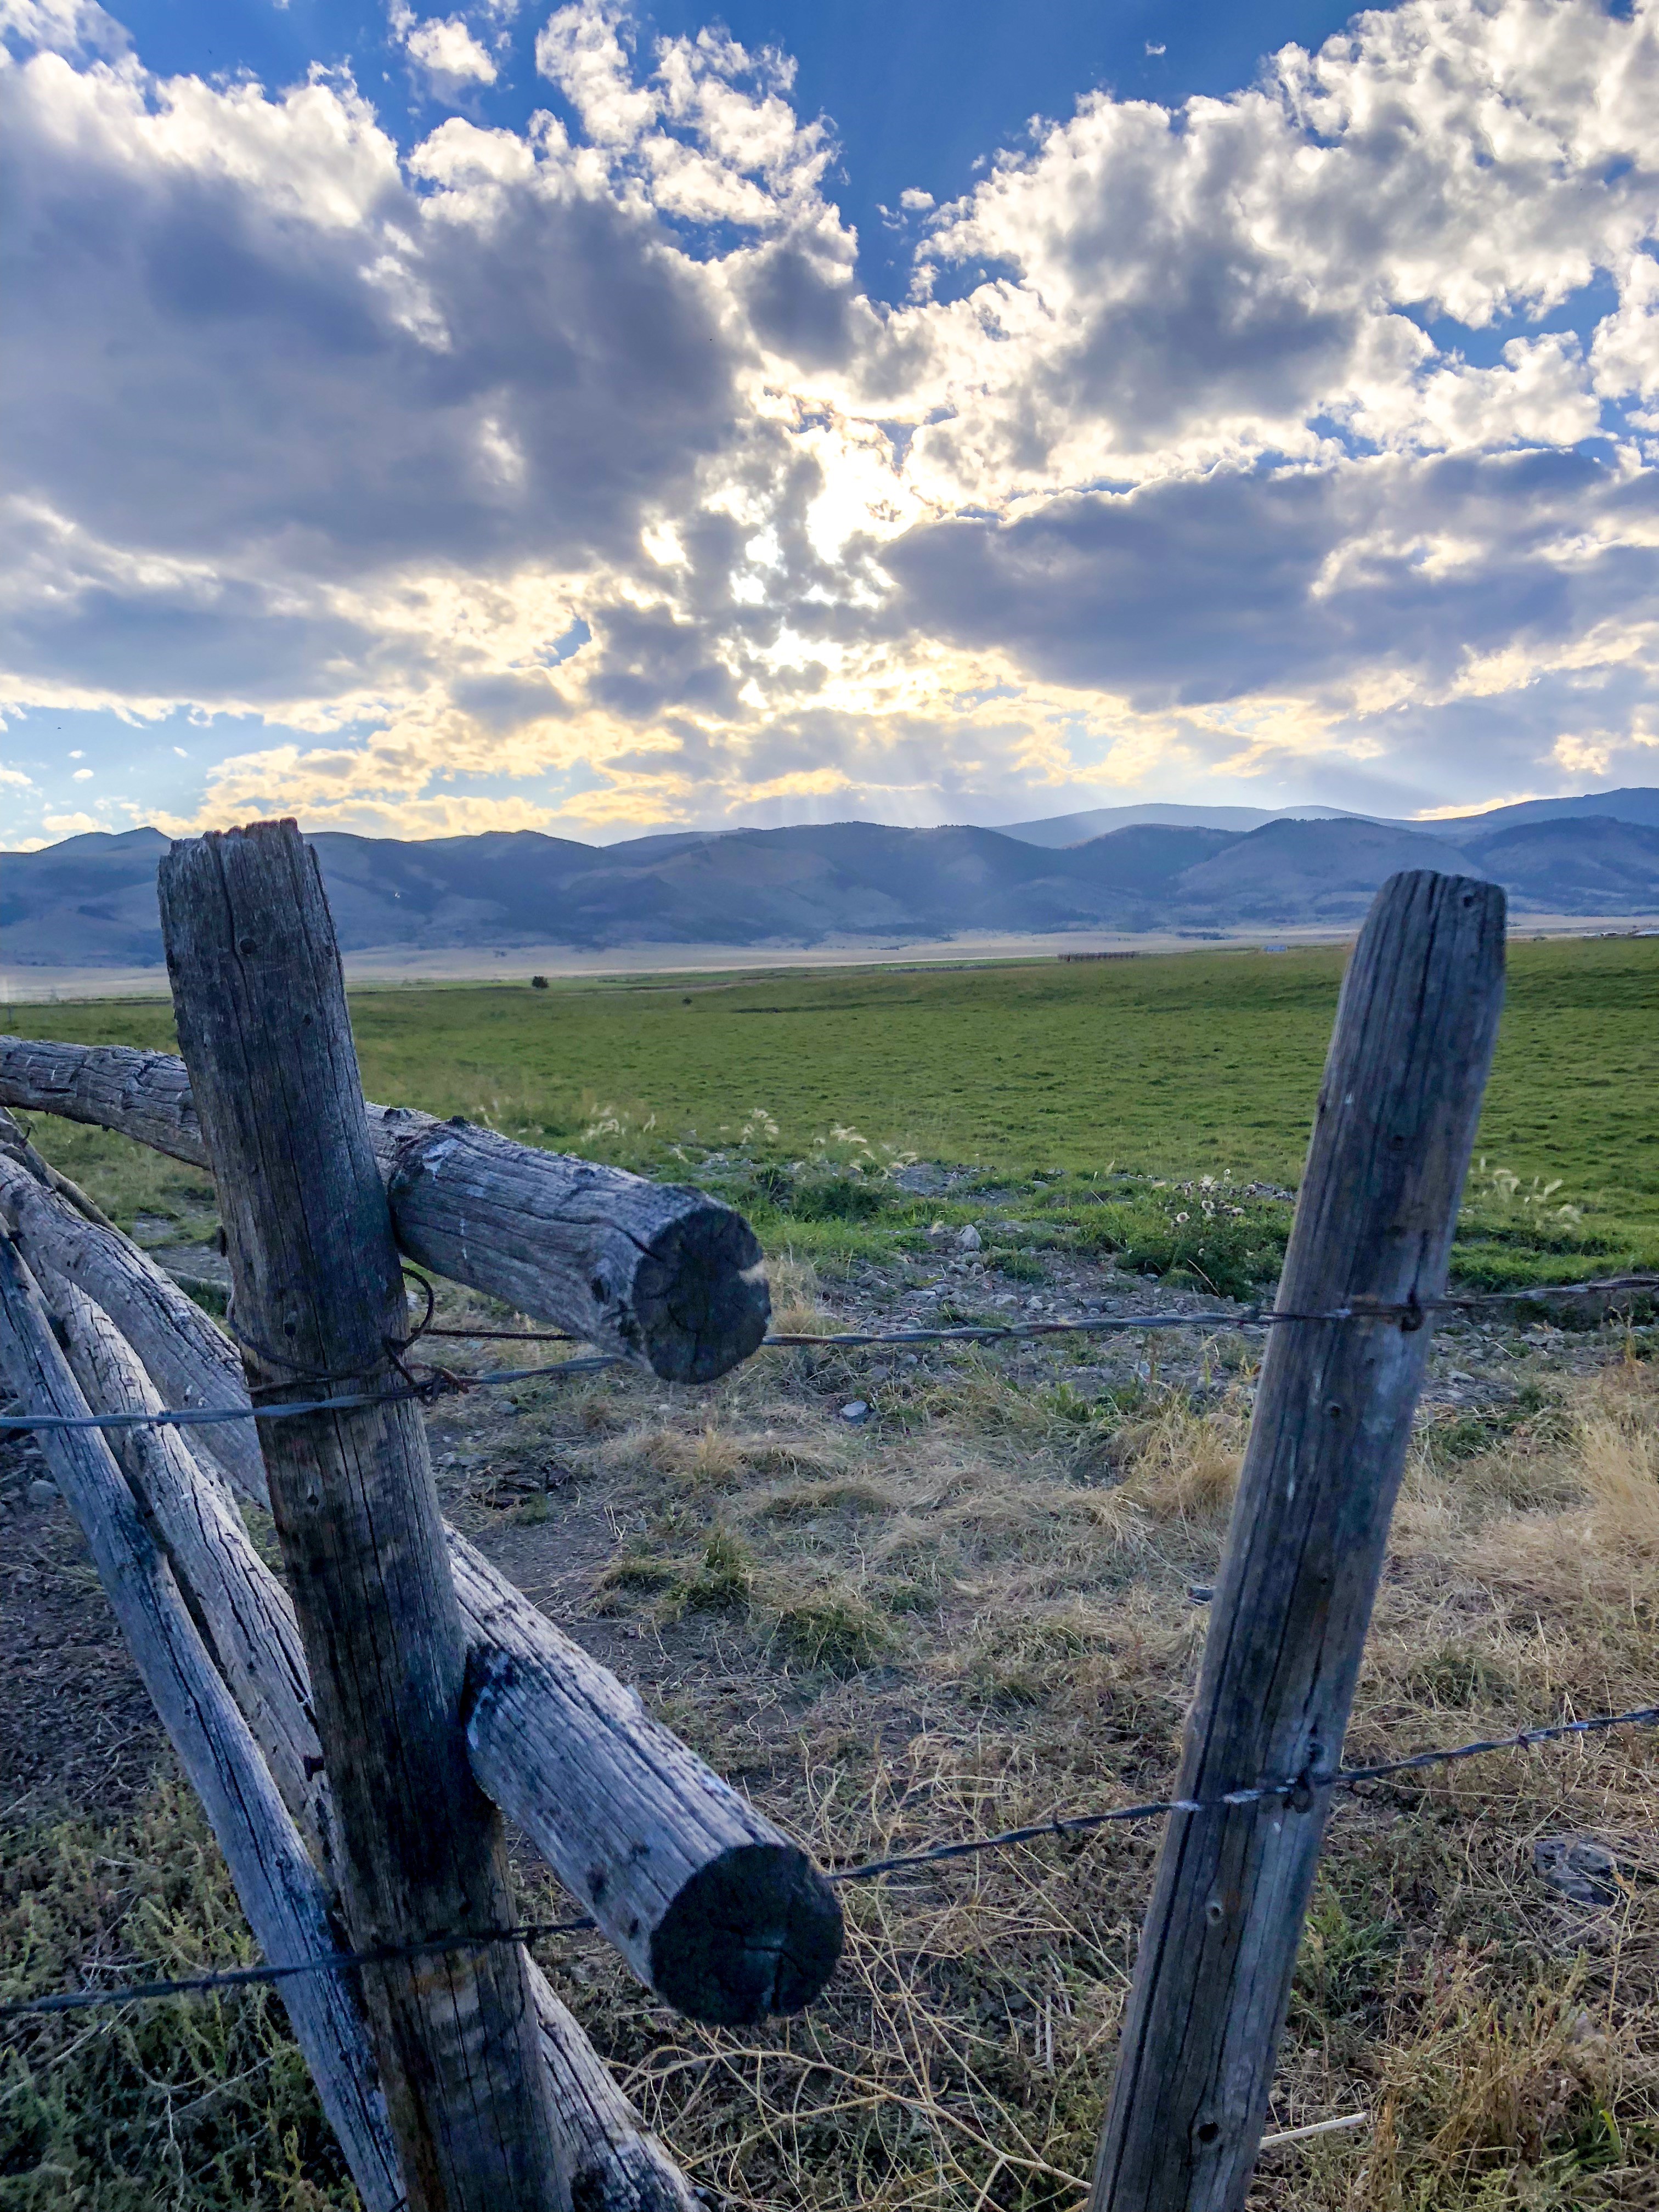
[3,0,1659,843]
[1592,251,1659,410]
[402,14,498,94]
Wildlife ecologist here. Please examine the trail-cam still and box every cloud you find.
[2,0,1659,844]
[400,14,498,94]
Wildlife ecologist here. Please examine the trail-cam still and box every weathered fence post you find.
[0,1233,406,2212]
[1088,870,1506,2212]
[158,820,567,2212]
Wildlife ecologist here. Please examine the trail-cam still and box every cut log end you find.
[634,1201,770,1385]
[648,1842,843,2027]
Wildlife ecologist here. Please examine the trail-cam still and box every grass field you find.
[16,934,1659,1295]
[5,933,1659,2208]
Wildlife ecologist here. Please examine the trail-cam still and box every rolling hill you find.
[2,802,1657,968]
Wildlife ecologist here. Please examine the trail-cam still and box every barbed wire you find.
[2,1272,1654,1438]
[414,1271,1659,1350]
[3,1702,1654,2023]
[825,1700,1659,1881]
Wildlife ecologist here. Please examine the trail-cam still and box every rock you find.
[891,1164,954,1196]
[956,1225,981,1252]
[1533,1836,1623,1906]
[27,1479,58,1507]
[839,1400,871,1424]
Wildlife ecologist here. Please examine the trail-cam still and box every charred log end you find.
[648,1842,842,2027]
[633,1200,770,1386]
[571,2141,702,2212]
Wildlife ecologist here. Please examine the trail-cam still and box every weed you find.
[670,1529,754,1615]
[0,1786,358,2210]
[769,1586,895,1674]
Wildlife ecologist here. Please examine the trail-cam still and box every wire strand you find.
[3,1273,1654,1436]
[4,1703,1654,2022]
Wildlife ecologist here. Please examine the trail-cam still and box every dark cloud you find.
[882,450,1659,707]
[0,69,751,591]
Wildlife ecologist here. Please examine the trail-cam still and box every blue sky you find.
[112,0,1367,301]
[3,0,1658,847]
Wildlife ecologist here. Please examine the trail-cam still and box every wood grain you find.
[0,1232,406,2212]
[45,1274,337,1874]
[159,819,566,2212]
[0,1108,270,1505]
[1088,870,1507,2212]
[456,1542,842,2024]
[0,1033,770,1381]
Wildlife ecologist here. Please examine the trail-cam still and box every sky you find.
[2,0,1657,850]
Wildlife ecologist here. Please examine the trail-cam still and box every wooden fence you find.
[0,820,1506,2212]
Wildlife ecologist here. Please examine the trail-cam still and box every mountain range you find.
[4,791,1659,967]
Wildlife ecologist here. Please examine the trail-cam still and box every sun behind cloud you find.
[3,0,1659,842]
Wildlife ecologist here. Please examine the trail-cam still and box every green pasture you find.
[13,934,1658,1295]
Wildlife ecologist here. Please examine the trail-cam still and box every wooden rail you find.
[0,1035,769,1383]
[457,1549,842,2025]
[0,1110,843,2027]
[0,1232,406,2212]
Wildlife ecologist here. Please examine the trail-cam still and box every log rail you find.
[0,1115,842,2030]
[0,1034,769,1384]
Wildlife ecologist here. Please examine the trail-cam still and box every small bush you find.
[771,1587,894,1673]
[0,1785,358,2210]
[786,1175,889,1223]
[672,1529,754,1613]
[1072,1194,1290,1300]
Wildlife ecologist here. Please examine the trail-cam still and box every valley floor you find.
[4,906,1657,1003]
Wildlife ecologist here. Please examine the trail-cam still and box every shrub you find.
[0,1785,358,2210]
[771,1587,894,1673]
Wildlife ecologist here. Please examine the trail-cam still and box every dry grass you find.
[475,1329,1659,2212]
[8,1317,1659,2208]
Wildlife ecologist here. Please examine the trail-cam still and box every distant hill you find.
[995,785,1659,849]
[3,798,1657,968]
[0,826,171,967]
[994,802,1357,847]
[1459,816,1659,911]
[1415,787,1659,841]
[1168,818,1474,921]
